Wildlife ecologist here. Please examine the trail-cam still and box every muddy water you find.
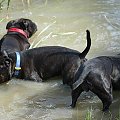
[0,0,120,119]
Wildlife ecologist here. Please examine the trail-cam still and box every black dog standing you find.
[0,30,91,86]
[0,18,37,53]
[71,54,120,111]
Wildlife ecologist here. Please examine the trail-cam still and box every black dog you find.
[0,18,37,53]
[71,55,120,111]
[0,30,91,86]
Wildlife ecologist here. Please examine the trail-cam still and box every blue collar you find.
[14,52,21,76]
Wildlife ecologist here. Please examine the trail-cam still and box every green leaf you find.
[0,18,5,22]
[7,0,10,10]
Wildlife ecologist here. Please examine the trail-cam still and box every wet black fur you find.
[0,18,37,53]
[72,55,120,111]
[0,30,91,85]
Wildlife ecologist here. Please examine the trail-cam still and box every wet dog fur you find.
[0,18,37,53]
[71,55,120,111]
[0,30,91,86]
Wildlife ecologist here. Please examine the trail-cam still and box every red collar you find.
[7,28,28,38]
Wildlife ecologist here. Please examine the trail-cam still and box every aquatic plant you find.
[0,18,5,22]
[0,0,5,10]
[85,108,92,120]
[116,108,120,120]
[0,0,10,10]
[0,0,31,10]
[7,0,10,10]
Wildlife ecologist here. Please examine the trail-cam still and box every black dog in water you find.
[71,55,120,111]
[0,30,91,86]
[0,18,37,53]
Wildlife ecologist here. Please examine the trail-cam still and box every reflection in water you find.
[0,0,120,119]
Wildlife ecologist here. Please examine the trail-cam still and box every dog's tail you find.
[79,30,91,58]
[72,66,90,90]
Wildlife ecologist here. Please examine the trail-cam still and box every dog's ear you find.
[6,20,16,29]
[18,18,28,30]
[3,50,8,58]
[2,51,12,67]
[27,21,37,38]
[0,48,5,56]
[4,58,12,67]
[19,18,37,38]
[6,18,26,30]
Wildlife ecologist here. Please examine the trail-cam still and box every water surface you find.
[0,0,120,119]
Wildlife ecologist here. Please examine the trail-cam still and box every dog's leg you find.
[24,70,43,82]
[92,89,113,112]
[71,86,83,108]
[102,95,113,112]
[89,75,113,112]
[62,60,80,86]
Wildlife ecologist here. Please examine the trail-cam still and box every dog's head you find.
[0,51,12,84]
[6,18,37,38]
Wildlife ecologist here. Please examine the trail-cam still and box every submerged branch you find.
[30,21,56,48]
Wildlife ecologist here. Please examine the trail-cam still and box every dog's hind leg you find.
[92,89,113,112]
[62,59,81,86]
[89,74,113,112]
[71,86,83,108]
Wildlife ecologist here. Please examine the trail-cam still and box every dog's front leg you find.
[24,70,43,82]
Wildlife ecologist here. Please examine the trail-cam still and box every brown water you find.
[0,0,120,119]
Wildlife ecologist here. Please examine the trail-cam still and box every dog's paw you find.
[70,104,76,108]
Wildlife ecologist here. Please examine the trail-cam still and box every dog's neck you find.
[0,28,30,53]
[7,28,28,39]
